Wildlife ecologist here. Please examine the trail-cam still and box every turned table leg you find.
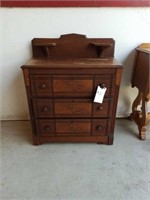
[129,91,142,121]
[130,90,150,140]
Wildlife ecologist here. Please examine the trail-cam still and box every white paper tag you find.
[94,86,107,103]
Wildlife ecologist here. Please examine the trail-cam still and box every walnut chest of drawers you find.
[21,34,122,145]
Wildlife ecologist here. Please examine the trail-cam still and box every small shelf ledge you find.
[90,43,112,57]
[34,43,56,57]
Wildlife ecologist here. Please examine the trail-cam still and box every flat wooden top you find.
[137,43,150,54]
[21,58,122,69]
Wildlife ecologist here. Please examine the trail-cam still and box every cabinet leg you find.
[108,135,114,145]
[33,138,43,145]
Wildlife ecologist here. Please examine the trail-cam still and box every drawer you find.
[32,99,53,118]
[32,98,113,118]
[35,119,110,137]
[30,74,115,98]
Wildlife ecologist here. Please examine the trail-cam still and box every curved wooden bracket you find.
[90,43,113,57]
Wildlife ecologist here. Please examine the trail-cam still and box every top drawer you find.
[30,74,115,97]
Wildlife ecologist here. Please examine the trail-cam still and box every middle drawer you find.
[32,98,113,118]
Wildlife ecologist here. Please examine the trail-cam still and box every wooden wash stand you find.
[21,34,122,145]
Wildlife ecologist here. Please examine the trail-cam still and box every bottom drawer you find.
[35,119,111,137]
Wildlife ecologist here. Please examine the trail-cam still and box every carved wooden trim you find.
[22,69,30,86]
[115,68,122,86]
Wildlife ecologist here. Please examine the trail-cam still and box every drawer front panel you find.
[32,98,113,118]
[56,120,91,136]
[53,75,93,97]
[54,99,92,117]
[30,74,115,98]
[35,119,110,137]
[32,99,53,118]
[30,75,52,97]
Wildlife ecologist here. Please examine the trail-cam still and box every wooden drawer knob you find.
[96,125,103,131]
[96,106,104,111]
[44,126,51,131]
[70,76,75,80]
[40,83,47,89]
[42,106,48,112]
[99,83,106,88]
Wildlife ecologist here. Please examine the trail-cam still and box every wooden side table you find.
[130,43,150,139]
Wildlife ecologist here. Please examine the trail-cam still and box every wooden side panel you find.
[132,51,149,93]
